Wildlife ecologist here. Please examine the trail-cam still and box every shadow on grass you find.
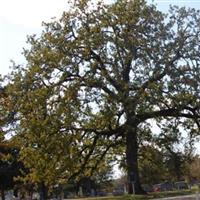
[67,189,195,200]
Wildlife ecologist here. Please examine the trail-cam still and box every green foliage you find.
[189,155,200,181]
[1,0,200,194]
[138,144,194,184]
[138,145,167,185]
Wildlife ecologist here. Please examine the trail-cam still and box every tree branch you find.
[138,107,200,122]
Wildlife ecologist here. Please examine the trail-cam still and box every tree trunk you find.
[39,182,48,200]
[0,186,5,200]
[126,125,146,194]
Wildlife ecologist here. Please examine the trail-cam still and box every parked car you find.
[174,181,189,190]
[112,188,124,196]
[142,184,153,193]
[153,182,173,192]
[96,190,107,196]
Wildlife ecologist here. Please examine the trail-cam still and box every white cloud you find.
[0,0,69,28]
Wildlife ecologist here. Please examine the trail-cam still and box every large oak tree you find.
[2,0,200,195]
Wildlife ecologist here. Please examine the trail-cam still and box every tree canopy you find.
[1,0,200,195]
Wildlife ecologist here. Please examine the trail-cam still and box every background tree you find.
[0,141,22,200]
[138,145,167,185]
[0,84,23,199]
[189,155,200,182]
[2,0,200,195]
[155,119,197,182]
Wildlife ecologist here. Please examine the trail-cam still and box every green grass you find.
[148,189,193,199]
[67,189,195,200]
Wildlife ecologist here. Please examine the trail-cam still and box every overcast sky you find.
[0,0,68,75]
[1,0,200,76]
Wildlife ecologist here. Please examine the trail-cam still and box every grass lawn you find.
[66,189,196,200]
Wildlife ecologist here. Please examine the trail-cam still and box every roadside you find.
[65,195,198,200]
[153,194,199,200]
[63,192,200,200]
